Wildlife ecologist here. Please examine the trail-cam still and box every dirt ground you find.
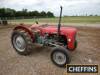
[0,24,100,75]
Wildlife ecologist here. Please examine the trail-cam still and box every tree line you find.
[0,8,55,20]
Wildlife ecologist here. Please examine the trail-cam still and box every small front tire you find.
[51,47,71,67]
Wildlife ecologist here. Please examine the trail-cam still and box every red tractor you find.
[11,6,77,67]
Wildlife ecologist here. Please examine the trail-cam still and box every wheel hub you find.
[53,52,66,65]
[13,35,26,52]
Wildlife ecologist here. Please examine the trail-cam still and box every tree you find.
[22,9,28,17]
[5,8,16,17]
[0,8,6,19]
[40,11,47,17]
[89,14,93,16]
[32,11,39,17]
[0,8,55,19]
[47,11,54,17]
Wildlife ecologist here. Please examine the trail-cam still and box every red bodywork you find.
[14,24,77,51]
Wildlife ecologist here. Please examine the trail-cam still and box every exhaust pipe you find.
[58,6,62,38]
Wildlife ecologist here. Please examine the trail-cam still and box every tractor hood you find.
[41,26,77,35]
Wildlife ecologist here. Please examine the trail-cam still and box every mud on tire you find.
[11,30,33,55]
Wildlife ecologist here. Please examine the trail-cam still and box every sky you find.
[0,0,100,16]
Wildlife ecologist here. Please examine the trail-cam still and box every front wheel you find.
[51,47,71,67]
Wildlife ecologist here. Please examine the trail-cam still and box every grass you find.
[8,16,100,24]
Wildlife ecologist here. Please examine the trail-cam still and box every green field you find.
[8,16,100,24]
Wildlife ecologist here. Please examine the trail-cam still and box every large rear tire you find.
[51,47,71,67]
[11,30,33,55]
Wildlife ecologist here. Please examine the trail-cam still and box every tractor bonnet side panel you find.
[65,30,77,51]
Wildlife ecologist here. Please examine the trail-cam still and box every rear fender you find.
[13,25,34,42]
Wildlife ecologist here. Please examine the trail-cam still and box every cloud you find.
[0,0,100,16]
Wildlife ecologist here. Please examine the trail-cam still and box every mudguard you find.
[13,25,35,42]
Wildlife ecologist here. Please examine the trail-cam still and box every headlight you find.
[68,38,71,42]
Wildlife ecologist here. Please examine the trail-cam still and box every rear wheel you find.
[11,30,33,55]
[51,47,71,67]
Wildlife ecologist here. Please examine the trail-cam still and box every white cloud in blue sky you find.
[0,0,100,16]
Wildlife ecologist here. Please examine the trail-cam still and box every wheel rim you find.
[53,51,66,65]
[13,35,26,52]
